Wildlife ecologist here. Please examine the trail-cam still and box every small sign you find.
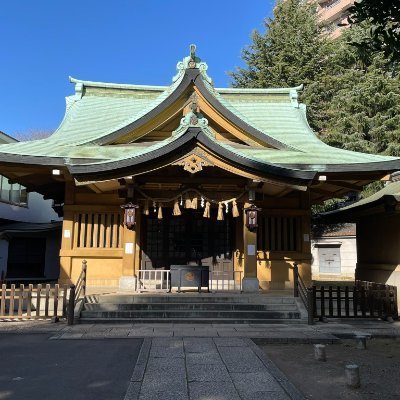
[63,229,71,238]
[303,234,310,242]
[125,243,134,254]
[247,244,256,256]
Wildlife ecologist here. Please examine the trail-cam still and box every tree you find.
[231,1,400,213]
[349,0,400,63]
[231,3,400,156]
[230,0,331,89]
[320,28,400,156]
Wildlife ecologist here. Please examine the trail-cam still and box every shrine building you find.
[0,46,399,292]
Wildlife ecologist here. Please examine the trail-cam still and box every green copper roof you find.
[0,48,398,176]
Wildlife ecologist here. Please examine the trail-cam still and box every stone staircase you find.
[79,293,306,324]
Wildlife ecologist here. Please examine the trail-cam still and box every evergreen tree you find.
[349,0,400,63]
[230,0,330,89]
[231,1,400,157]
[321,28,400,156]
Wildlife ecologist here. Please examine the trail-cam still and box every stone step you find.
[80,310,301,319]
[83,302,299,312]
[79,317,305,324]
[94,295,297,305]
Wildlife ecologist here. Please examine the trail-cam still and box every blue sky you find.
[0,0,275,137]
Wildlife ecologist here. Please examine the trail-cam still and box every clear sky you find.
[0,0,275,137]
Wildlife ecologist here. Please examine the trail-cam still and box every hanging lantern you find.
[180,195,183,206]
[120,203,139,230]
[244,205,262,231]
[201,196,205,208]
[225,201,229,214]
[153,201,157,213]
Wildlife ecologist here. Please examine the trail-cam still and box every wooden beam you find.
[325,181,363,192]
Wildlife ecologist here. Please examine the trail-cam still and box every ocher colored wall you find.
[71,257,122,287]
[356,214,400,290]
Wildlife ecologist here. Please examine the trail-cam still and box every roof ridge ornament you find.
[172,44,213,85]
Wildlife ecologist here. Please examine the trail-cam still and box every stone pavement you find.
[1,320,399,400]
[123,337,302,400]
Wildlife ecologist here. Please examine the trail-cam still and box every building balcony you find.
[318,0,353,24]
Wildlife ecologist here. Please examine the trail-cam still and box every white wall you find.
[311,236,357,281]
[0,192,60,223]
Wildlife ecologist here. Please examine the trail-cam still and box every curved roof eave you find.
[69,76,168,92]
[68,127,316,183]
[275,160,400,174]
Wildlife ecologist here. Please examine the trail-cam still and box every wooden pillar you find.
[59,211,74,285]
[59,182,75,285]
[120,224,137,290]
[242,202,259,292]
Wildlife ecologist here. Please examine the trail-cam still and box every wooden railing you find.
[293,263,398,324]
[67,260,88,325]
[313,281,398,321]
[0,283,68,320]
[293,263,314,325]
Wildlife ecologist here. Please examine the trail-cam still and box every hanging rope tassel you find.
[157,204,163,219]
[173,199,181,216]
[191,197,198,209]
[203,201,210,218]
[185,195,192,209]
[217,202,224,221]
[232,200,239,218]
[143,200,149,215]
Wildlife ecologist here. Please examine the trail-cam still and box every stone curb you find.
[124,338,151,400]
[244,337,306,400]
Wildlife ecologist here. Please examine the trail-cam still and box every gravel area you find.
[258,338,400,400]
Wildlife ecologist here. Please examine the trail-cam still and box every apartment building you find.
[317,0,354,37]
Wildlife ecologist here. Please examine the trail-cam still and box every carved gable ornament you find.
[173,151,213,174]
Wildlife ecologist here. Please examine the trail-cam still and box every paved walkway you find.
[123,337,301,400]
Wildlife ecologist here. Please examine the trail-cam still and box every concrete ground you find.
[0,333,142,400]
[0,319,399,400]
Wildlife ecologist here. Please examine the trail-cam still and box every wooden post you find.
[242,202,259,292]
[67,285,76,325]
[293,263,299,297]
[307,287,315,325]
[9,284,15,317]
[36,284,42,317]
[18,284,23,317]
[121,221,136,290]
[82,259,87,297]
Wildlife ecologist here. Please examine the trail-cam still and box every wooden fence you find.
[312,282,398,320]
[0,260,87,322]
[0,283,69,320]
[293,263,398,324]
